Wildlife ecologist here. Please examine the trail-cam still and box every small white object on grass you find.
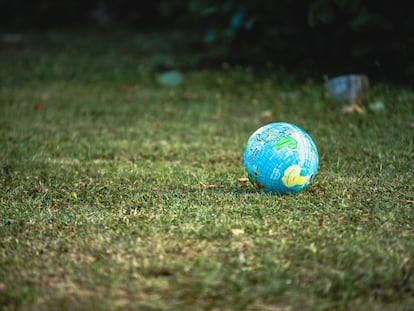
[158,70,184,87]
[368,100,385,112]
[325,74,369,114]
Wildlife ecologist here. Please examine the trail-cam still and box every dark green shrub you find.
[188,0,414,82]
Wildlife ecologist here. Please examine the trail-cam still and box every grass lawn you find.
[1,30,413,311]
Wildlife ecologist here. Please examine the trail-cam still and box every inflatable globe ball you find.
[243,122,319,194]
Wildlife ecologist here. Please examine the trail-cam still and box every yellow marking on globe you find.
[281,165,309,188]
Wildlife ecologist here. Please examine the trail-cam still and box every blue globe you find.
[243,122,318,194]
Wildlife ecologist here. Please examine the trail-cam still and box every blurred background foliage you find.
[1,0,413,82]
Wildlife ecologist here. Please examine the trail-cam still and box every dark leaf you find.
[350,12,394,32]
[308,0,336,27]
